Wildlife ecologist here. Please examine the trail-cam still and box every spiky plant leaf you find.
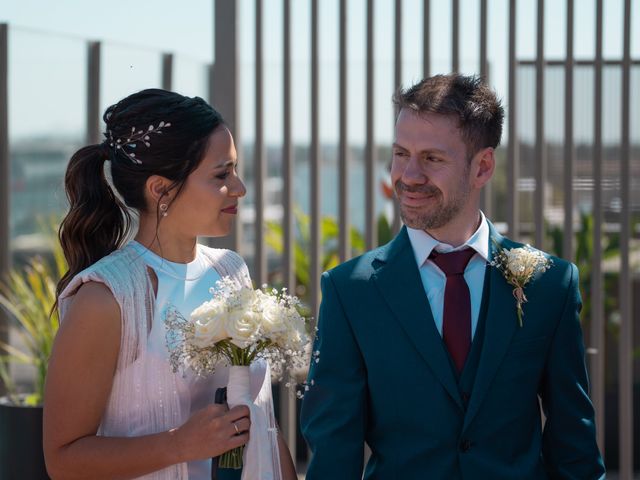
[0,218,65,405]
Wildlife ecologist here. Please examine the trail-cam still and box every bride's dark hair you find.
[55,89,224,302]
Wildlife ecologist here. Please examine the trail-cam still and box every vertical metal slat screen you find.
[0,23,8,275]
[281,0,297,461]
[254,0,266,286]
[0,24,9,397]
[591,0,606,455]
[452,0,459,74]
[479,0,492,217]
[365,0,376,251]
[310,0,321,331]
[423,0,430,79]
[563,0,575,263]
[618,0,633,475]
[212,0,241,252]
[534,0,545,250]
[282,0,294,330]
[87,42,101,145]
[162,53,173,91]
[339,0,350,263]
[507,0,519,240]
[392,0,402,234]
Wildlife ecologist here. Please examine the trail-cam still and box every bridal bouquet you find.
[165,277,310,469]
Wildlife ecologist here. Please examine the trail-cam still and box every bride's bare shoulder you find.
[62,281,121,328]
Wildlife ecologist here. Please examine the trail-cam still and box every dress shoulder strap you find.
[199,246,253,289]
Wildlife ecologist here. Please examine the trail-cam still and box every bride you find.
[43,89,297,480]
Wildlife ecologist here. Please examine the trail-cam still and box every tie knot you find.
[429,248,476,276]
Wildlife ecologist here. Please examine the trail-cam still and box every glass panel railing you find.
[173,55,210,100]
[8,27,86,262]
[100,42,162,118]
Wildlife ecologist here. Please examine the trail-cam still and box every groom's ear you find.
[471,147,495,189]
[145,175,174,204]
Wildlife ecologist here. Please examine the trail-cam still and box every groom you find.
[300,74,605,479]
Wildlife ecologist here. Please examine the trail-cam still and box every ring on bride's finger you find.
[233,422,240,435]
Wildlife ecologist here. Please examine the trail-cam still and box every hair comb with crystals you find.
[108,121,171,164]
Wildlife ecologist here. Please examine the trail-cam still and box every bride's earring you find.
[159,203,169,217]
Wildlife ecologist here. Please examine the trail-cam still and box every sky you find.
[0,0,215,61]
[1,0,638,144]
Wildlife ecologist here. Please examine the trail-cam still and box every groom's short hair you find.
[393,74,504,158]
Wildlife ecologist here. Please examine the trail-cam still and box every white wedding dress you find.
[59,241,281,479]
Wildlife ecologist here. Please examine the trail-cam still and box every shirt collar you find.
[406,211,490,268]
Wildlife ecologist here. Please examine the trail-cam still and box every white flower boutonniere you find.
[491,245,553,327]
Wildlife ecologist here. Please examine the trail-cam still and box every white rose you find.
[285,328,307,351]
[232,287,256,308]
[190,301,228,347]
[261,298,287,340]
[226,307,261,348]
[276,308,308,350]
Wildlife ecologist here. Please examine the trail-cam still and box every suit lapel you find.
[372,227,463,410]
[463,223,519,431]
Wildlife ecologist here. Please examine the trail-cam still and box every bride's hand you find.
[170,404,251,462]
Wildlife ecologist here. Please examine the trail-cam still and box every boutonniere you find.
[491,244,553,327]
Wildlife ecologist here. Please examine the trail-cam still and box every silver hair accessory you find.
[108,121,171,165]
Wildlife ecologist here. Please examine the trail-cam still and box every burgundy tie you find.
[429,248,476,373]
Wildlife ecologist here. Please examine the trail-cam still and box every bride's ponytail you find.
[56,144,132,298]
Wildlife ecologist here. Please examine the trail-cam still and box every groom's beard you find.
[395,173,471,231]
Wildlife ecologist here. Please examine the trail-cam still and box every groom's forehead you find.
[394,111,463,153]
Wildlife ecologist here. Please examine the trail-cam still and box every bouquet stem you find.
[219,364,251,470]
[219,445,244,469]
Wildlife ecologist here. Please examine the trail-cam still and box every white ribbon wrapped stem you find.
[226,363,282,480]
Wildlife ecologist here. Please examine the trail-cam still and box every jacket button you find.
[461,392,471,402]
[460,439,472,453]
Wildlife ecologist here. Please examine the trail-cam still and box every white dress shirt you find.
[406,212,490,340]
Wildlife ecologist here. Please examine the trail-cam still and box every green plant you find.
[0,225,66,406]
[547,212,621,327]
[265,209,361,296]
[377,213,393,246]
[266,209,393,300]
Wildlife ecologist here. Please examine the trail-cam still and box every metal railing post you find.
[618,0,633,474]
[280,0,297,462]
[507,0,519,239]
[534,0,546,249]
[365,0,377,250]
[162,53,173,91]
[479,0,492,216]
[0,23,9,396]
[86,41,101,145]
[210,0,241,252]
[254,0,266,285]
[338,0,350,262]
[563,0,575,262]
[590,0,605,454]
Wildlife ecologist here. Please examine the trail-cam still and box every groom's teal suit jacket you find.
[300,224,605,479]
